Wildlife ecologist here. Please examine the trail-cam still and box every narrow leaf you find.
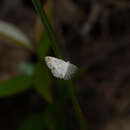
[0,75,32,97]
[19,114,44,130]
[0,21,33,51]
[34,62,53,103]
[32,0,63,58]
[38,33,50,57]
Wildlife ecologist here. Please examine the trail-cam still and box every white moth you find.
[45,56,78,80]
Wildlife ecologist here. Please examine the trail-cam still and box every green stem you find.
[32,0,63,59]
[69,81,87,130]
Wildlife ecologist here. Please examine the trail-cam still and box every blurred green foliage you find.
[0,21,33,51]
[34,62,52,103]
[0,75,32,97]
[19,114,44,130]
[0,1,55,129]
[0,21,52,102]
[0,0,87,130]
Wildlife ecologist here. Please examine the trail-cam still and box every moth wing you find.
[64,63,78,80]
[45,56,56,69]
[45,56,68,79]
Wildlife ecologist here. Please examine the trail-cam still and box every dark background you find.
[0,0,130,130]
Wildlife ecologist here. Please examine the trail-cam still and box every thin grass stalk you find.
[32,0,63,59]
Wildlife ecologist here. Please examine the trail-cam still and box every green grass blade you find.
[0,21,34,51]
[37,32,51,57]
[68,81,87,130]
[34,62,53,103]
[0,75,32,97]
[18,114,44,130]
[32,0,63,58]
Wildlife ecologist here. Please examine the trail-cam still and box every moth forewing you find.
[44,56,78,80]
[44,56,53,69]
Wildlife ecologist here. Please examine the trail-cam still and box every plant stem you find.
[69,81,87,130]
[32,0,63,59]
